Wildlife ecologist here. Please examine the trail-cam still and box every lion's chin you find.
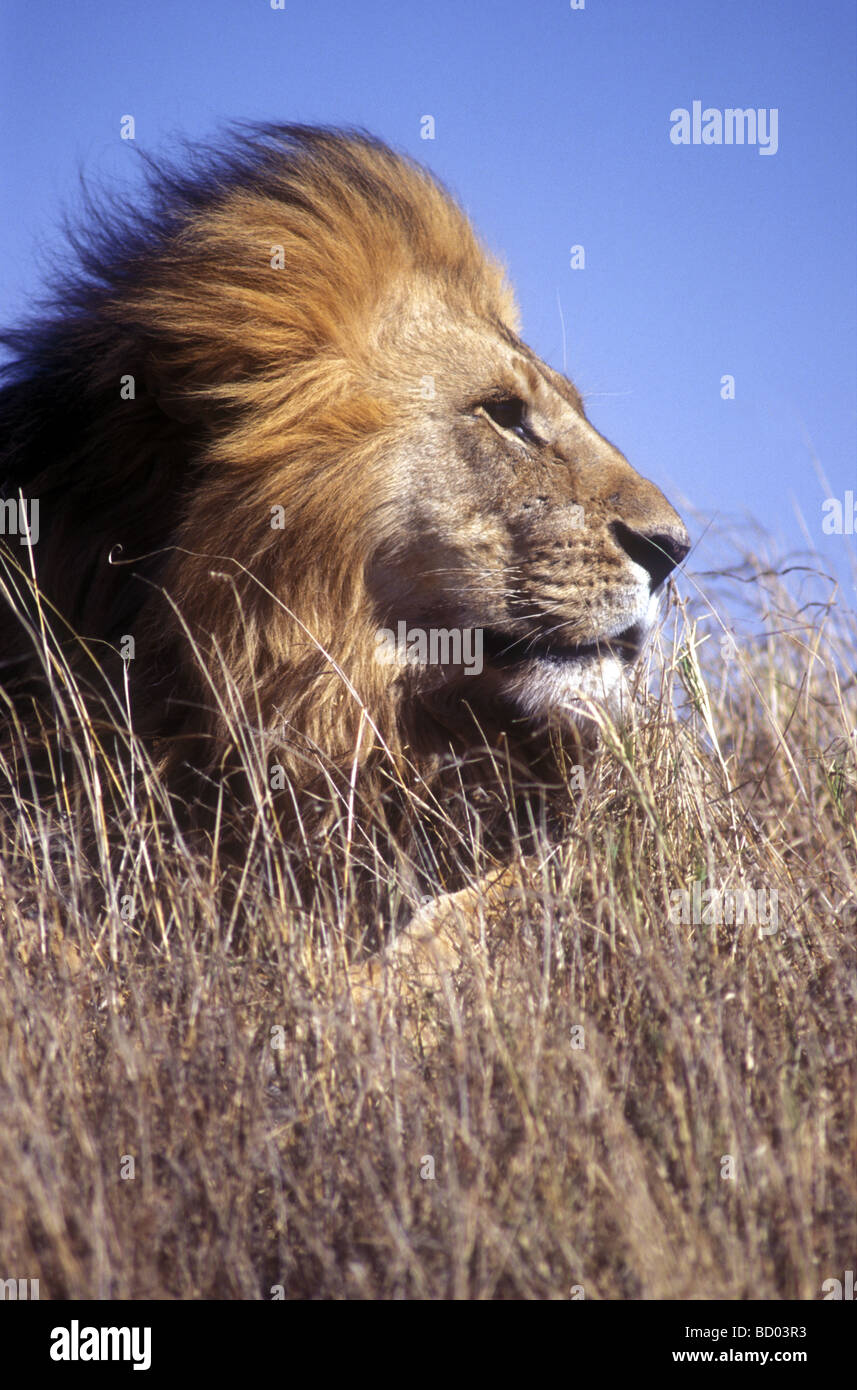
[375,604,654,736]
[496,652,633,729]
[479,600,658,731]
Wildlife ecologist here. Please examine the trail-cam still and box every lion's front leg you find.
[344,866,528,1040]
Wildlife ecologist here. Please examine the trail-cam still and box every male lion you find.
[0,125,688,948]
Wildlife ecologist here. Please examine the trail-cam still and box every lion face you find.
[366,289,689,729]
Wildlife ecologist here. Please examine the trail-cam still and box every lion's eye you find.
[478,396,531,440]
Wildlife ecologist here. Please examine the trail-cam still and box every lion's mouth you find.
[480,621,648,670]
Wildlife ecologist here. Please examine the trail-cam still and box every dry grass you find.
[0,537,854,1300]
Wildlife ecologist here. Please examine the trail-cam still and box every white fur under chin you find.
[502,652,632,728]
[505,588,659,728]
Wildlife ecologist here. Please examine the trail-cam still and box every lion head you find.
[0,125,688,851]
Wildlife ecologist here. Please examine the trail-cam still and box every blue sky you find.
[1,0,855,593]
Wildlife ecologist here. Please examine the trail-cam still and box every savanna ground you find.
[0,528,854,1300]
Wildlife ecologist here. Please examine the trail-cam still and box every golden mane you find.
[0,127,528,866]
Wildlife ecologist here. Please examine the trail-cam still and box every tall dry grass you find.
[0,533,854,1299]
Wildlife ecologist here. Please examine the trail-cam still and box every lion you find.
[0,124,689,954]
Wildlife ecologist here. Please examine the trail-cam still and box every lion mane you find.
[0,125,688,894]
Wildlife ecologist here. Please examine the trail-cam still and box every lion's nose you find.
[610,519,690,592]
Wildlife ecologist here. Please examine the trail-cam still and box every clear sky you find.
[1,0,854,591]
